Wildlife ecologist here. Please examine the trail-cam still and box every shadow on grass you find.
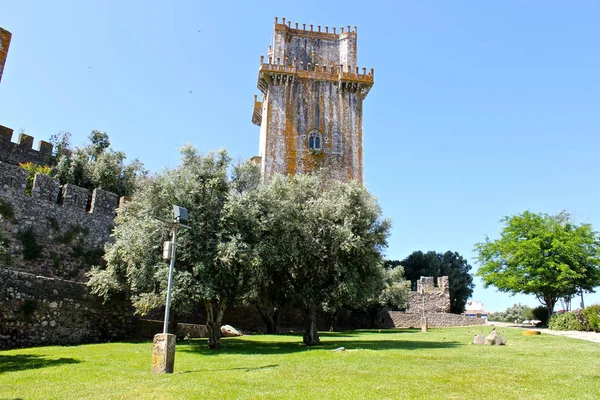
[177,364,279,374]
[0,354,81,374]
[179,330,463,356]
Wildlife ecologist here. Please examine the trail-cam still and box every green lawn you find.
[1,327,599,399]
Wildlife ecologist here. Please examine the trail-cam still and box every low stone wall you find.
[382,311,487,329]
[0,268,137,349]
[137,319,208,339]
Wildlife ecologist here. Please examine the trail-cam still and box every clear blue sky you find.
[1,1,599,312]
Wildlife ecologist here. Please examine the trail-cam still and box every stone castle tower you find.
[0,27,11,84]
[252,17,374,182]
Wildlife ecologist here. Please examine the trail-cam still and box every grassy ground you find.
[1,327,599,399]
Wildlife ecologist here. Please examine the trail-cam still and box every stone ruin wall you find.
[0,27,11,84]
[0,128,122,280]
[406,276,452,314]
[0,268,137,349]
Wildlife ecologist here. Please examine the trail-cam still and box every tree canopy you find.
[386,250,475,313]
[236,174,392,345]
[51,130,146,197]
[88,146,259,348]
[475,211,600,316]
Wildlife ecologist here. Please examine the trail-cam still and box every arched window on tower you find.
[308,130,323,150]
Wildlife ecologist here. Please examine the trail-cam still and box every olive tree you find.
[243,174,391,345]
[88,146,259,348]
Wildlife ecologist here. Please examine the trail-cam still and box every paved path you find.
[486,321,600,344]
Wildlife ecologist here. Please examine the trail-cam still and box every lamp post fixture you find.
[152,205,189,374]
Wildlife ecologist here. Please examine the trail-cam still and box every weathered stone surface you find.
[0,161,120,280]
[473,334,486,345]
[485,330,506,345]
[381,312,487,329]
[0,268,137,349]
[0,27,11,84]
[152,333,176,374]
[254,19,373,183]
[220,324,243,337]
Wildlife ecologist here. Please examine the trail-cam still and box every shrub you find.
[19,162,52,196]
[532,306,550,326]
[17,228,43,260]
[549,311,585,331]
[0,198,14,219]
[488,303,534,322]
[583,304,600,332]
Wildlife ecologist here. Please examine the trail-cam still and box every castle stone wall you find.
[380,311,486,329]
[0,161,119,280]
[0,126,53,166]
[0,268,137,349]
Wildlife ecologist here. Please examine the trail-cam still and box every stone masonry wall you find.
[0,161,119,280]
[0,268,137,349]
[0,126,53,166]
[405,276,451,314]
[0,27,11,84]
[255,18,373,184]
[380,311,486,329]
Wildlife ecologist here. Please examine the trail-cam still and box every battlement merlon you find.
[256,61,373,98]
[270,17,359,70]
[0,125,54,166]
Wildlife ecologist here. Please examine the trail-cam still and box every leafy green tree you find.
[388,250,475,313]
[243,174,390,345]
[88,146,258,349]
[475,211,600,318]
[487,303,533,323]
[52,130,145,197]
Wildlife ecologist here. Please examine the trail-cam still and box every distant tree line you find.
[385,250,475,314]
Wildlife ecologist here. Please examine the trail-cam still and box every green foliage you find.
[532,306,550,326]
[487,303,533,323]
[388,250,475,313]
[582,304,600,332]
[46,217,60,232]
[549,311,585,331]
[0,198,14,219]
[88,146,253,349]
[17,228,43,260]
[52,130,146,197]
[48,131,72,164]
[19,162,52,196]
[239,174,391,344]
[18,298,38,319]
[475,211,600,316]
[55,225,85,244]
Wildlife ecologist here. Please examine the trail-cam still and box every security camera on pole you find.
[152,205,189,374]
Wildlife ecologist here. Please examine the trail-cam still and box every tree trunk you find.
[205,299,227,349]
[543,295,557,323]
[302,307,321,346]
[328,309,341,332]
[255,304,281,334]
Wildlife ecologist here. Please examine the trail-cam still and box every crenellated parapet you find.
[0,161,120,217]
[256,17,374,100]
[0,161,123,280]
[252,17,374,183]
[0,124,54,166]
